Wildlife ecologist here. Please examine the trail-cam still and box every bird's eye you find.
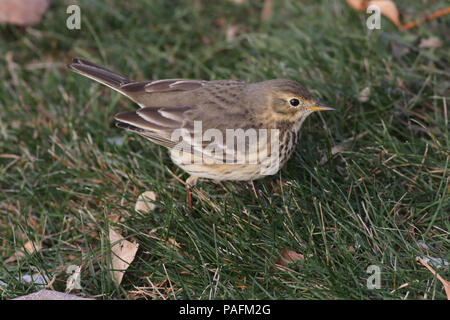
[289,98,300,107]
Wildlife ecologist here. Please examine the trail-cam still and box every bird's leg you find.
[186,175,199,211]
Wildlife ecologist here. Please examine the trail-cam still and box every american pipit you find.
[67,58,334,186]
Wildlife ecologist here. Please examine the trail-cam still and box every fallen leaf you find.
[421,256,449,269]
[444,281,450,300]
[358,86,371,102]
[0,0,49,26]
[346,0,369,11]
[108,227,139,285]
[23,240,41,254]
[346,0,400,27]
[4,240,42,263]
[369,1,400,27]
[275,249,304,268]
[167,237,181,250]
[419,37,443,49]
[135,191,158,213]
[261,0,273,21]
[66,265,82,292]
[391,41,410,58]
[107,136,126,146]
[226,25,240,42]
[18,273,50,288]
[416,256,450,300]
[13,289,93,300]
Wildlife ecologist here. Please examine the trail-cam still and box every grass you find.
[0,0,448,299]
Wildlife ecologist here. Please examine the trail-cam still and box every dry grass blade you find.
[416,256,450,300]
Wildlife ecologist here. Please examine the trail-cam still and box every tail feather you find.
[67,57,132,89]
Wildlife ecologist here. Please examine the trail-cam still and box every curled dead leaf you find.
[0,0,49,26]
[346,0,369,11]
[347,0,401,27]
[66,265,82,292]
[369,0,400,27]
[358,87,371,102]
[135,191,157,213]
[13,289,93,300]
[226,25,240,42]
[419,37,442,49]
[108,227,139,285]
[4,240,42,264]
[275,249,304,268]
[261,0,273,21]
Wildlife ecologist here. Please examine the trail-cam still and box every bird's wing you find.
[115,101,265,165]
[115,106,194,149]
[68,58,256,162]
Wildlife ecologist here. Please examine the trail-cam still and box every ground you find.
[0,0,448,299]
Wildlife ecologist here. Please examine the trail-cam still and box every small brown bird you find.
[67,58,334,186]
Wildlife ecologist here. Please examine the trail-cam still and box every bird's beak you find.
[308,102,335,112]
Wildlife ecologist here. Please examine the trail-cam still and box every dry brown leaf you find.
[419,37,443,49]
[23,240,41,254]
[261,0,273,21]
[167,237,181,250]
[109,227,139,285]
[444,281,450,300]
[346,0,369,11]
[369,0,400,27]
[4,240,42,263]
[0,0,49,26]
[346,0,400,27]
[275,249,304,268]
[226,25,240,42]
[228,0,246,4]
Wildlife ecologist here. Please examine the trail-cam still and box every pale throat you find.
[292,111,313,133]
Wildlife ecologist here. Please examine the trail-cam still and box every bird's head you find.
[252,79,335,124]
